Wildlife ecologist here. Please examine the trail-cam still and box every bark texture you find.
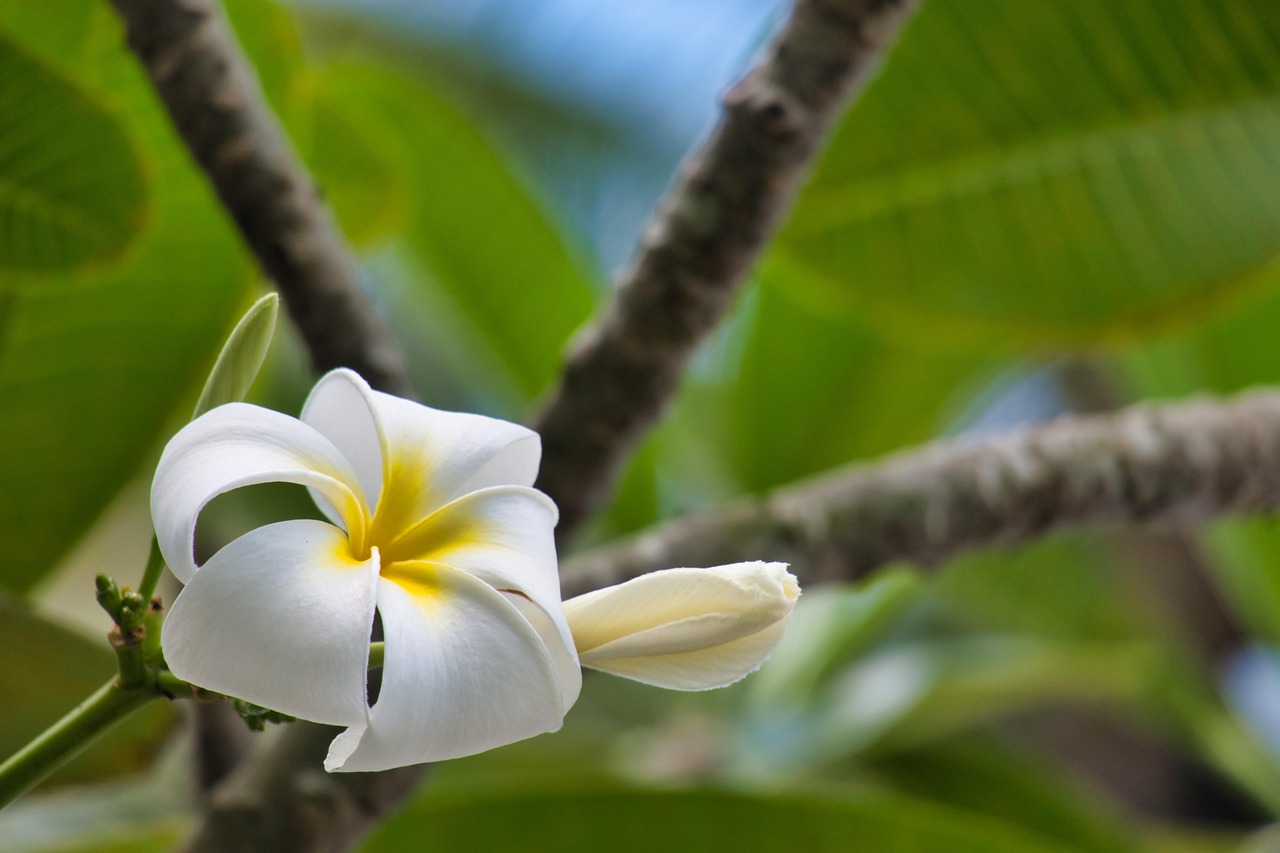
[109,0,411,396]
[109,2,423,848]
[533,0,920,539]
[561,389,1280,597]
[182,724,425,853]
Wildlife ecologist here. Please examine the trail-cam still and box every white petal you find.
[151,403,369,583]
[301,369,543,542]
[385,485,578,706]
[564,562,799,691]
[163,519,378,725]
[576,615,792,691]
[326,564,566,771]
[502,592,582,712]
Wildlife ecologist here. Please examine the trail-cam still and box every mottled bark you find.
[561,388,1280,597]
[109,2,422,847]
[109,0,411,396]
[533,0,919,540]
[182,725,425,853]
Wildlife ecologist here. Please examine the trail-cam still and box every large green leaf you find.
[364,787,1077,852]
[0,32,147,275]
[0,591,175,790]
[717,265,996,492]
[866,740,1135,853]
[935,535,1154,643]
[317,63,598,401]
[290,79,413,251]
[0,4,252,591]
[781,0,1280,348]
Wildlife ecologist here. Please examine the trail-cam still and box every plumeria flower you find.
[153,368,578,772]
[152,368,800,773]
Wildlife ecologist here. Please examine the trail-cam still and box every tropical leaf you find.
[0,33,148,275]
[781,0,1280,348]
[0,3,252,592]
[316,63,598,401]
[714,264,995,492]
[365,787,1079,853]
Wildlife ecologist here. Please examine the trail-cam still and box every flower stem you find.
[0,679,160,811]
[136,537,166,604]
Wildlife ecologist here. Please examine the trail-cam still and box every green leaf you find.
[935,535,1155,643]
[289,77,413,250]
[0,591,175,790]
[758,636,1156,772]
[713,265,996,493]
[0,5,252,591]
[747,570,924,708]
[316,62,598,401]
[0,32,148,275]
[192,293,279,419]
[867,740,1135,853]
[365,787,1078,853]
[781,0,1280,348]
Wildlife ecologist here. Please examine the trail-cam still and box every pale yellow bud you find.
[563,561,800,690]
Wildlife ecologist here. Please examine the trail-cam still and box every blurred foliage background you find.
[4,0,1280,849]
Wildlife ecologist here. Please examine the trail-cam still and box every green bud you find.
[230,697,296,732]
[192,293,279,419]
[95,574,122,616]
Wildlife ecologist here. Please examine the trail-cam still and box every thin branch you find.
[533,0,920,539]
[109,1,422,846]
[109,0,412,396]
[561,388,1280,597]
[181,724,425,853]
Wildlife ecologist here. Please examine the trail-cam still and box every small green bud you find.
[95,574,122,616]
[231,698,296,732]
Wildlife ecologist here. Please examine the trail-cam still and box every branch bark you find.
[109,0,412,397]
[561,388,1280,597]
[180,724,426,853]
[109,2,424,847]
[533,0,919,539]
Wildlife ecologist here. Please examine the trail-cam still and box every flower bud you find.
[563,561,799,691]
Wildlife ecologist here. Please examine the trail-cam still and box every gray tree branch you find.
[533,0,920,539]
[109,0,412,397]
[561,388,1280,598]
[108,2,424,848]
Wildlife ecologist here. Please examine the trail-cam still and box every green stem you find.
[136,537,165,605]
[0,680,159,811]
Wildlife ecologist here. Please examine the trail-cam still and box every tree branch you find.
[533,0,920,539]
[561,388,1280,597]
[181,724,426,853]
[109,0,412,396]
[109,2,423,847]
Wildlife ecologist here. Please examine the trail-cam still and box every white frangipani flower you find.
[152,368,580,772]
[152,368,800,773]
[565,562,800,690]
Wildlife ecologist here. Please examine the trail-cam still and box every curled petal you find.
[163,520,378,726]
[151,403,369,582]
[301,369,543,542]
[564,562,799,691]
[502,592,582,712]
[326,564,567,771]
[386,485,577,704]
